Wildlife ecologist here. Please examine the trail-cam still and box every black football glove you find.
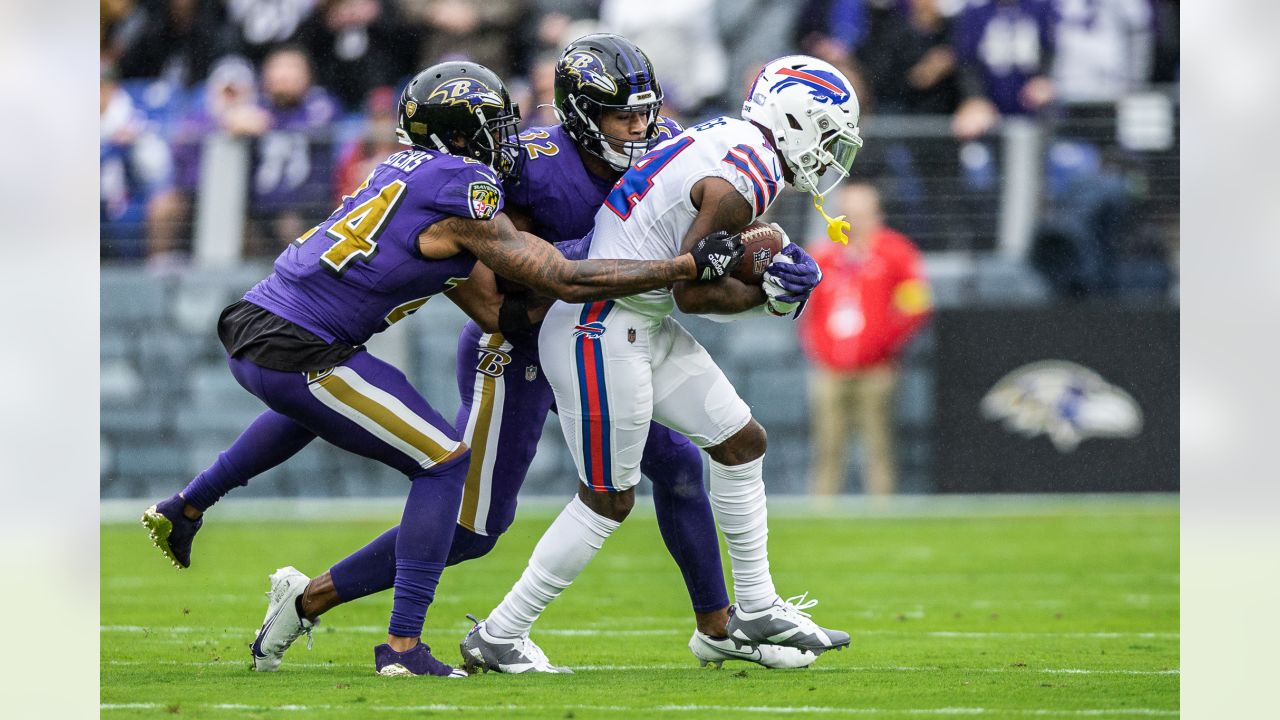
[689,231,745,281]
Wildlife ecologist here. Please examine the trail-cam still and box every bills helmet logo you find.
[980,361,1143,453]
[573,321,606,340]
[427,79,504,111]
[770,67,851,105]
[561,51,618,95]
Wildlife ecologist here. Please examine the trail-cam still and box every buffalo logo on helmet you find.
[427,78,504,111]
[561,51,618,95]
[980,361,1143,453]
[770,67,851,105]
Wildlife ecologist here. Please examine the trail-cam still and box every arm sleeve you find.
[432,161,505,220]
[553,231,593,261]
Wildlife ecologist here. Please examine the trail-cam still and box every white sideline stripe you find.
[100,625,1178,640]
[102,659,1178,675]
[100,703,1178,716]
[99,492,1179,523]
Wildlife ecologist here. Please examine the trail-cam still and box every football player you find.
[140,60,741,677]
[460,55,862,672]
[249,35,813,673]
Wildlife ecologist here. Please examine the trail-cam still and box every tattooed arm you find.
[672,177,767,315]
[419,212,698,304]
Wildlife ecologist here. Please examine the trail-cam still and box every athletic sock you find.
[708,455,779,613]
[181,410,314,511]
[643,431,729,614]
[330,526,399,603]
[486,495,620,638]
[387,456,467,638]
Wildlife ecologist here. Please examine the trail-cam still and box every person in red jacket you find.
[799,181,931,496]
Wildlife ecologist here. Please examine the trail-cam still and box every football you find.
[731,221,786,284]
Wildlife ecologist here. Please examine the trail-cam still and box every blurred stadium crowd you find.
[101,0,1179,286]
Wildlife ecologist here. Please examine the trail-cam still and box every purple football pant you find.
[330,324,730,614]
[217,352,468,638]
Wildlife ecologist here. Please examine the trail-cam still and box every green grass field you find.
[102,496,1179,718]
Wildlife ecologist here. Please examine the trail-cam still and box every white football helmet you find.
[742,56,863,197]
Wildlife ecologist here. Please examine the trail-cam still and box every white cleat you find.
[689,630,816,669]
[250,566,317,671]
[726,593,851,654]
[459,618,572,674]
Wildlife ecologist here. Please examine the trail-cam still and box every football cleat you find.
[374,642,467,678]
[140,494,202,569]
[726,593,851,654]
[250,567,317,671]
[689,630,816,669]
[459,616,572,674]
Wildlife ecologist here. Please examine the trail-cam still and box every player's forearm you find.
[548,255,698,303]
[673,278,766,315]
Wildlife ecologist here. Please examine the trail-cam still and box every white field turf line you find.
[102,659,1179,675]
[98,493,1178,523]
[100,703,1178,716]
[100,624,1179,640]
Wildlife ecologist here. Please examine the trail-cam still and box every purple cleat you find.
[374,642,468,678]
[140,494,202,569]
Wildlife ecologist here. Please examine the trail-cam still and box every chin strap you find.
[812,195,850,245]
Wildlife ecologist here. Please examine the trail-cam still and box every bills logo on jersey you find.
[427,79,504,111]
[573,321,606,339]
[772,67,850,105]
[468,181,500,219]
[562,51,618,95]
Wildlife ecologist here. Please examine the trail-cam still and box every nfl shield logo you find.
[627,328,637,344]
[525,365,538,382]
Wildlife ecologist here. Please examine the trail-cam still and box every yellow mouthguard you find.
[812,195,850,245]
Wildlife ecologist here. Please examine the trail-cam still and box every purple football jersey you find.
[244,148,503,345]
[954,0,1057,115]
[504,118,684,244]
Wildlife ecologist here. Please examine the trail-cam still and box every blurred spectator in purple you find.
[113,0,230,87]
[224,0,320,65]
[399,0,533,79]
[332,86,401,203]
[297,0,415,111]
[859,0,962,114]
[599,0,728,115]
[101,62,188,262]
[218,46,340,255]
[1051,0,1153,103]
[951,0,1057,140]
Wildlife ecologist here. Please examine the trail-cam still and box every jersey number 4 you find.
[296,179,408,275]
[604,136,693,220]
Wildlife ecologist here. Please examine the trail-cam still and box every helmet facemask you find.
[470,104,523,178]
[776,105,862,198]
[560,93,662,172]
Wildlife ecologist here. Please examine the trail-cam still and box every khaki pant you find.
[809,363,900,496]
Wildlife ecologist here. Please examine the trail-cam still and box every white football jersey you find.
[587,116,785,317]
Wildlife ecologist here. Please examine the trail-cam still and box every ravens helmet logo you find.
[427,79,504,111]
[560,51,618,95]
